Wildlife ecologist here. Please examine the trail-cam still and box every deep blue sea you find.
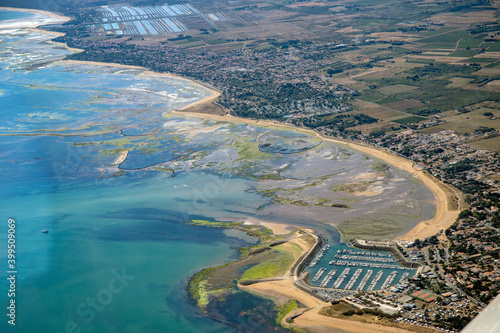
[0,9,435,333]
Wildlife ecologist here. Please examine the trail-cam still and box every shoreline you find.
[2,6,457,242]
[57,60,222,108]
[4,7,461,333]
[0,7,70,21]
[0,7,71,28]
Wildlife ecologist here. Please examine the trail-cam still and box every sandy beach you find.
[243,217,296,235]
[241,277,327,308]
[56,60,222,108]
[293,306,437,333]
[0,7,70,29]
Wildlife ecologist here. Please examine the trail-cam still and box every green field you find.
[469,135,500,153]
[485,61,500,68]
[379,84,418,94]
[417,30,469,43]
[172,37,203,44]
[406,58,436,64]
[458,36,484,49]
[483,42,500,52]
[205,39,233,45]
[392,115,427,124]
[445,109,500,131]
[465,57,498,63]
[449,49,479,57]
[239,244,300,281]
[416,28,456,37]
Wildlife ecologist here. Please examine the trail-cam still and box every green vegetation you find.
[448,49,479,57]
[275,299,298,326]
[244,226,275,242]
[188,219,243,228]
[418,30,469,44]
[466,57,498,63]
[392,116,427,124]
[240,244,298,281]
[458,36,484,49]
[483,42,500,52]
[205,39,232,45]
[358,63,500,116]
[303,113,378,132]
[189,265,229,309]
[332,182,372,193]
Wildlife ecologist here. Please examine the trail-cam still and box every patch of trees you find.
[304,113,377,130]
[470,23,500,35]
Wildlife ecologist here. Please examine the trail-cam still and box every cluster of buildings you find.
[358,129,499,192]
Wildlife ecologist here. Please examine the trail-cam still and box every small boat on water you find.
[42,230,49,234]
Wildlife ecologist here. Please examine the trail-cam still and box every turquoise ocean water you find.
[0,10,435,333]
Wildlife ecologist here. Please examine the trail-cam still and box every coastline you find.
[57,60,222,108]
[0,7,70,28]
[4,5,456,241]
[5,10,460,332]
[0,7,70,21]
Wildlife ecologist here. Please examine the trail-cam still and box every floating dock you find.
[311,268,327,282]
[357,269,373,291]
[345,268,363,290]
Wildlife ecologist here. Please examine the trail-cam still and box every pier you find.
[381,271,398,289]
[319,269,337,288]
[399,272,410,284]
[311,268,326,282]
[367,270,384,291]
[333,268,351,289]
[309,244,330,268]
[345,268,362,290]
[357,270,373,291]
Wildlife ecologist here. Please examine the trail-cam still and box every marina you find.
[309,244,416,291]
